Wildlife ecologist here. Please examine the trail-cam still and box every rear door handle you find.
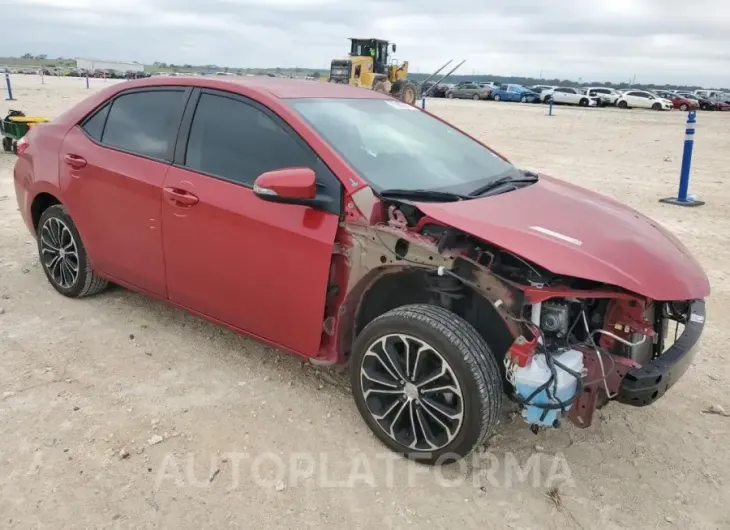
[64,154,87,169]
[163,187,199,207]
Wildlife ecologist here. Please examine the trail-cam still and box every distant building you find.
[75,58,145,73]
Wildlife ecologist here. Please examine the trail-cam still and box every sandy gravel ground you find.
[1,76,728,529]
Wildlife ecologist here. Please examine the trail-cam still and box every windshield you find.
[286,98,515,194]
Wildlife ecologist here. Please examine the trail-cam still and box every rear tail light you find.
[15,136,29,156]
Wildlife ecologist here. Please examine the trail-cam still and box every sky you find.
[3,0,730,87]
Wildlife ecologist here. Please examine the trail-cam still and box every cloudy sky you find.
[4,0,730,86]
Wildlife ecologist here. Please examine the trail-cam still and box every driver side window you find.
[183,91,342,213]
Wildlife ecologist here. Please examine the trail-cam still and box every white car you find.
[584,87,622,106]
[542,87,599,106]
[616,90,674,110]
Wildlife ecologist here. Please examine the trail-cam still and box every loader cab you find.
[349,38,393,75]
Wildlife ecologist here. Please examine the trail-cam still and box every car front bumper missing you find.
[616,299,705,406]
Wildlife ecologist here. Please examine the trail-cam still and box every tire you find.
[372,80,388,94]
[520,96,527,103]
[2,137,11,152]
[679,103,688,111]
[652,103,662,111]
[579,98,588,106]
[617,100,628,109]
[472,94,479,101]
[36,204,108,298]
[394,80,419,105]
[447,92,454,99]
[350,304,503,465]
[543,96,552,104]
[494,94,501,101]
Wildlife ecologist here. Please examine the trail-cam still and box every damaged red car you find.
[13,77,710,464]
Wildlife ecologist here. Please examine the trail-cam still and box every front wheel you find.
[679,103,688,111]
[617,100,628,109]
[37,205,109,298]
[520,96,527,103]
[652,102,662,111]
[579,98,588,106]
[350,304,503,464]
[2,137,12,152]
[493,94,501,101]
[472,94,479,101]
[447,92,454,99]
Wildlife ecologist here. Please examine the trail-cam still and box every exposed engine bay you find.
[336,194,703,433]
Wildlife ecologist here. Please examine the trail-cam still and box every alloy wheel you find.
[40,217,79,289]
[359,333,464,451]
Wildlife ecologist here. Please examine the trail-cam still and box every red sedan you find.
[655,91,698,111]
[13,76,710,463]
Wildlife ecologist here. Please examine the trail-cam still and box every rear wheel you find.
[679,103,688,111]
[447,92,454,99]
[350,304,503,464]
[372,80,389,94]
[579,98,589,106]
[472,94,479,101]
[520,96,527,103]
[37,205,108,298]
[2,137,11,152]
[494,94,501,101]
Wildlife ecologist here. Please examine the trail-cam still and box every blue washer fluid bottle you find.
[513,349,584,427]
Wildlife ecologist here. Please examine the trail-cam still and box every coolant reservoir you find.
[513,349,584,427]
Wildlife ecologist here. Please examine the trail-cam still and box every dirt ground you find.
[1,75,728,529]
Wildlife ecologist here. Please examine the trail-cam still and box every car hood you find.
[415,175,710,301]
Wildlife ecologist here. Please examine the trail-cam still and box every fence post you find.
[86,73,90,89]
[421,96,426,110]
[659,110,704,207]
[548,96,553,116]
[5,71,15,101]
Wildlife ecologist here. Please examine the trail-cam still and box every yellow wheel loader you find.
[328,38,420,105]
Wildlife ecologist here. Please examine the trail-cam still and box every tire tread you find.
[359,303,503,460]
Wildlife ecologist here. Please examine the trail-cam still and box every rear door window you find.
[101,89,187,161]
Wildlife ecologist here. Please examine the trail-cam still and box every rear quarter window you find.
[81,103,110,141]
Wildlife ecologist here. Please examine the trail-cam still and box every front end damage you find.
[325,189,707,431]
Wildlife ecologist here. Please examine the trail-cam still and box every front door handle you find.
[163,187,199,207]
[64,154,87,169]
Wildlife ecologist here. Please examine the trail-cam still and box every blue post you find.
[85,74,89,89]
[5,71,14,101]
[659,110,704,207]
[548,96,553,116]
[421,96,426,110]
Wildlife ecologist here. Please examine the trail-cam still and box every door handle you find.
[64,154,87,169]
[163,187,199,207]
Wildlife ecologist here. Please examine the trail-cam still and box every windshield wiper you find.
[377,188,471,202]
[469,170,539,197]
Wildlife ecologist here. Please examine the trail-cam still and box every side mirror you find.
[392,43,397,53]
[253,167,316,204]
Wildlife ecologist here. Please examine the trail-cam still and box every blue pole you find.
[5,71,14,101]
[659,110,704,207]
[86,74,89,89]
[421,96,425,110]
[677,111,695,202]
[548,96,553,116]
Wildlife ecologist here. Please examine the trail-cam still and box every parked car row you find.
[426,80,730,112]
[533,85,730,111]
[4,67,151,79]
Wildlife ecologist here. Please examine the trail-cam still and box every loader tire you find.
[392,80,420,105]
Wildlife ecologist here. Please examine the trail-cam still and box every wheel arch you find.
[30,191,63,234]
[339,266,515,368]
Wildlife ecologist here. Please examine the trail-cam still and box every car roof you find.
[116,75,391,100]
